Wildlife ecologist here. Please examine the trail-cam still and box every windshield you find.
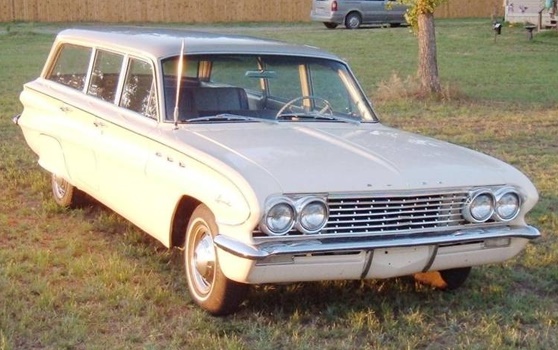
[162,54,377,123]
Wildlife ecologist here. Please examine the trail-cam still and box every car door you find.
[362,0,387,23]
[93,100,161,234]
[91,53,172,239]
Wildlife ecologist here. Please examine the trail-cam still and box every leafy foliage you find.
[397,0,449,31]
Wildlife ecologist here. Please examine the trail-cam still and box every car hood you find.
[175,122,521,194]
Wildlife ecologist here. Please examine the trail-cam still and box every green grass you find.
[1,20,557,349]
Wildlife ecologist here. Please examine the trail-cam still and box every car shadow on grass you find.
[238,261,554,324]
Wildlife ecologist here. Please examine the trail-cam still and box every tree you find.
[397,0,448,95]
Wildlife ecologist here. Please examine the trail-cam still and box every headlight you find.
[296,198,329,234]
[463,191,494,223]
[260,195,329,236]
[494,190,521,221]
[260,199,295,236]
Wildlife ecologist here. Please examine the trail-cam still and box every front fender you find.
[143,149,259,247]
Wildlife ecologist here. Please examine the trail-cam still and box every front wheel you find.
[184,204,248,315]
[439,267,472,290]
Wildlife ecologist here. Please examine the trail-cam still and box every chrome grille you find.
[323,192,469,235]
[253,191,473,238]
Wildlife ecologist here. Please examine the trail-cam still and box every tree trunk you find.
[417,11,441,94]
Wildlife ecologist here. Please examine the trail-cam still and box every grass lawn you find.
[0,19,557,349]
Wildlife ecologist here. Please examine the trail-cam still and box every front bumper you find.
[215,225,540,284]
[215,225,540,261]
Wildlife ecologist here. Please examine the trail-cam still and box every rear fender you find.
[37,134,70,179]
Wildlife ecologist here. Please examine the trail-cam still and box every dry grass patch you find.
[374,72,466,102]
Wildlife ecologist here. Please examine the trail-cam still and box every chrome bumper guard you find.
[214,226,540,261]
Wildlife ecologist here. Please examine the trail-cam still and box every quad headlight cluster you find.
[463,187,522,223]
[260,196,329,236]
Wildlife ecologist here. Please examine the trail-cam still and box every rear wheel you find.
[323,22,338,29]
[51,173,84,207]
[414,267,472,290]
[345,12,362,29]
[184,204,248,315]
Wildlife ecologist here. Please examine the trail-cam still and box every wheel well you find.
[346,11,362,21]
[171,196,201,248]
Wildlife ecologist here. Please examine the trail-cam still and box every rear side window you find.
[87,50,124,103]
[47,44,92,91]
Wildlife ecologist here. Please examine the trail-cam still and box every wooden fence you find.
[0,0,504,23]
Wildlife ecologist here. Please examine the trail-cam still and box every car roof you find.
[56,27,342,62]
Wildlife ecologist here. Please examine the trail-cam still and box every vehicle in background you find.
[311,0,408,29]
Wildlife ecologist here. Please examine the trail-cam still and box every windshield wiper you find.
[276,112,361,125]
[184,113,276,124]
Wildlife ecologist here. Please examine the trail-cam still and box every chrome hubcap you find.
[191,230,216,294]
[52,175,67,198]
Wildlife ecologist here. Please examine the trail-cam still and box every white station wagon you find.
[14,28,540,315]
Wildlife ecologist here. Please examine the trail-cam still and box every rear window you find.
[47,44,92,91]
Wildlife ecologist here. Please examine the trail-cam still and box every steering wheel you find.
[275,96,333,119]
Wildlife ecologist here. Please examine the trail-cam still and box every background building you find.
[503,0,557,28]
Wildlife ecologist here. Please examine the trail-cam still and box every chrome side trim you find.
[215,225,540,261]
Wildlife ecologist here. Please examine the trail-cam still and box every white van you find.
[311,0,408,29]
